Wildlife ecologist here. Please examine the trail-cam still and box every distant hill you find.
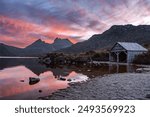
[0,38,73,56]
[0,44,13,56]
[0,43,23,56]
[58,24,150,53]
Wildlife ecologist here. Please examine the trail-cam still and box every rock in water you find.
[136,68,143,73]
[20,80,25,82]
[87,69,91,72]
[58,77,66,81]
[39,90,42,93]
[67,79,72,82]
[29,77,40,85]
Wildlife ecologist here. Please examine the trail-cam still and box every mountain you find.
[2,24,150,56]
[0,38,73,56]
[53,38,73,49]
[24,39,55,55]
[58,24,150,53]
[0,43,13,56]
[24,38,73,56]
[0,43,23,56]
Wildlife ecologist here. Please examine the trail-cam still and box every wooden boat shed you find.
[109,42,148,63]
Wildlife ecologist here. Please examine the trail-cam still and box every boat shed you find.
[109,42,148,63]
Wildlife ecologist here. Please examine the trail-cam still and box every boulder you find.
[136,68,143,73]
[29,77,40,85]
[136,67,150,73]
[143,68,150,72]
[58,77,66,81]
[39,90,42,93]
[67,79,72,82]
[20,80,25,82]
[87,69,91,72]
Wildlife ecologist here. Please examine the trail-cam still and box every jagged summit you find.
[34,39,43,43]
[54,38,71,43]
[53,38,73,49]
[0,38,73,56]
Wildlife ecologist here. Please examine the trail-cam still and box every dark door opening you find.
[119,51,127,63]
[110,52,117,62]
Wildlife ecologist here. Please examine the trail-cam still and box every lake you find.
[0,58,137,100]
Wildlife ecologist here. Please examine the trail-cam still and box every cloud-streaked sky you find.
[1,0,150,48]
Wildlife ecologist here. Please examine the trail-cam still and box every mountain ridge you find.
[1,24,150,56]
[0,38,73,56]
[58,24,150,53]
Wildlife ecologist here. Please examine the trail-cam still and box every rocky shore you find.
[39,51,109,67]
[41,70,150,100]
[38,52,150,100]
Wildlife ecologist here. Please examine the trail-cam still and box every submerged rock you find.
[20,80,25,82]
[29,77,40,85]
[39,90,42,93]
[58,77,66,81]
[67,79,72,82]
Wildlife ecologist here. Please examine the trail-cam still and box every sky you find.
[1,0,150,48]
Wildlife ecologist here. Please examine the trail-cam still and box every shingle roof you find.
[117,42,148,51]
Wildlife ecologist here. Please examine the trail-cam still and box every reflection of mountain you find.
[0,58,136,79]
[0,65,68,100]
[0,38,73,56]
[0,58,76,77]
[49,67,72,78]
[0,58,73,78]
[0,58,49,76]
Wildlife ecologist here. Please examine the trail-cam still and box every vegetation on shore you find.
[133,50,150,65]
[39,48,150,66]
[39,51,109,66]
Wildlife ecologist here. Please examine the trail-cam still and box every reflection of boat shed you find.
[109,42,148,63]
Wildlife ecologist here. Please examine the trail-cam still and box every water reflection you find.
[0,58,137,100]
[0,58,89,100]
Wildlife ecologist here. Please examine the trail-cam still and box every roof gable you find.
[111,43,126,51]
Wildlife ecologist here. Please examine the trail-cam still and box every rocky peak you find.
[54,38,72,45]
[34,39,44,44]
[54,38,70,43]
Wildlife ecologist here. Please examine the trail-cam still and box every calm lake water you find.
[0,58,137,100]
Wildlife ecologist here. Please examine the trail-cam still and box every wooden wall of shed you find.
[127,51,145,63]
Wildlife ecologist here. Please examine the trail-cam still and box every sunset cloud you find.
[0,0,150,47]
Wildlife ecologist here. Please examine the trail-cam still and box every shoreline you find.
[41,72,150,100]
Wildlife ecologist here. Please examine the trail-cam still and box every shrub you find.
[133,51,150,64]
[92,52,109,61]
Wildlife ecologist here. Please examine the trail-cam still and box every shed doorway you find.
[119,51,127,63]
[110,52,127,63]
